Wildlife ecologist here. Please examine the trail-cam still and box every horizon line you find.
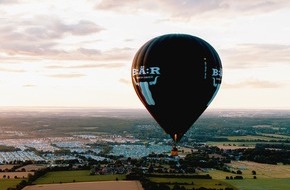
[0,106,289,111]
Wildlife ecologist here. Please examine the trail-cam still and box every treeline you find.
[256,143,290,150]
[147,174,212,179]
[0,145,21,152]
[182,135,290,144]
[126,173,229,190]
[237,148,290,164]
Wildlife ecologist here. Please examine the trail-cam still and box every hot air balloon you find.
[131,33,222,146]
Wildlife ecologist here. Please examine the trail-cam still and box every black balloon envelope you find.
[131,33,222,142]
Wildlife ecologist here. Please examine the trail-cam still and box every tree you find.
[234,176,243,179]
[148,164,154,173]
[237,170,242,174]
[172,184,181,190]
[158,184,170,190]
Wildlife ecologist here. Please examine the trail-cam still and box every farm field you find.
[149,177,238,190]
[22,171,137,190]
[23,181,144,190]
[200,161,290,190]
[207,134,290,150]
[226,161,290,179]
[226,135,290,141]
[0,170,128,190]
[0,179,24,190]
[33,170,126,184]
[0,172,34,179]
[224,178,290,190]
[5,162,290,190]
[0,171,33,190]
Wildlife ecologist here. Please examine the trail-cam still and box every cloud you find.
[95,0,139,11]
[119,78,130,85]
[0,10,132,61]
[1,16,103,40]
[76,47,134,61]
[46,62,125,69]
[42,47,134,61]
[221,43,290,69]
[22,84,36,88]
[56,20,105,36]
[47,73,86,78]
[0,15,104,58]
[0,67,25,72]
[221,0,290,14]
[95,0,290,19]
[223,79,285,89]
[0,0,18,4]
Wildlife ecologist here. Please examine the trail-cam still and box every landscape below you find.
[0,108,290,190]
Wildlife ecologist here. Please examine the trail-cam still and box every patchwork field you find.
[0,171,34,179]
[149,177,238,190]
[225,178,290,190]
[22,181,144,190]
[0,179,24,190]
[202,161,290,190]
[227,161,290,179]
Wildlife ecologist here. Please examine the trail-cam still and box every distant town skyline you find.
[0,1,290,110]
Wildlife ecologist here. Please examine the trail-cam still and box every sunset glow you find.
[0,0,290,109]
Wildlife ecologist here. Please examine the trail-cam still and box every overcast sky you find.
[0,0,290,110]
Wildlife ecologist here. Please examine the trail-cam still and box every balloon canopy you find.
[131,33,222,142]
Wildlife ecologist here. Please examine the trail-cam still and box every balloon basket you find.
[171,145,178,156]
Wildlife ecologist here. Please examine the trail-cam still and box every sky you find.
[0,0,290,110]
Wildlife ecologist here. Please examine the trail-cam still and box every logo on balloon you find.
[132,66,160,105]
[212,68,222,87]
[204,58,222,87]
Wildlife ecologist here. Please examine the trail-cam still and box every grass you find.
[226,135,279,141]
[257,133,290,139]
[33,170,126,184]
[0,179,24,190]
[207,141,290,148]
[207,134,290,146]
[224,178,290,190]
[8,164,290,190]
[2,172,237,190]
[149,177,238,190]
[197,162,290,190]
[225,135,290,142]
[225,161,290,179]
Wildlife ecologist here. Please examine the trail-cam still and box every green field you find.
[201,162,290,190]
[4,167,290,190]
[0,171,126,190]
[149,177,290,190]
[224,178,290,190]
[149,177,238,190]
[207,140,290,148]
[33,170,126,184]
[205,170,290,190]
[0,179,23,190]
